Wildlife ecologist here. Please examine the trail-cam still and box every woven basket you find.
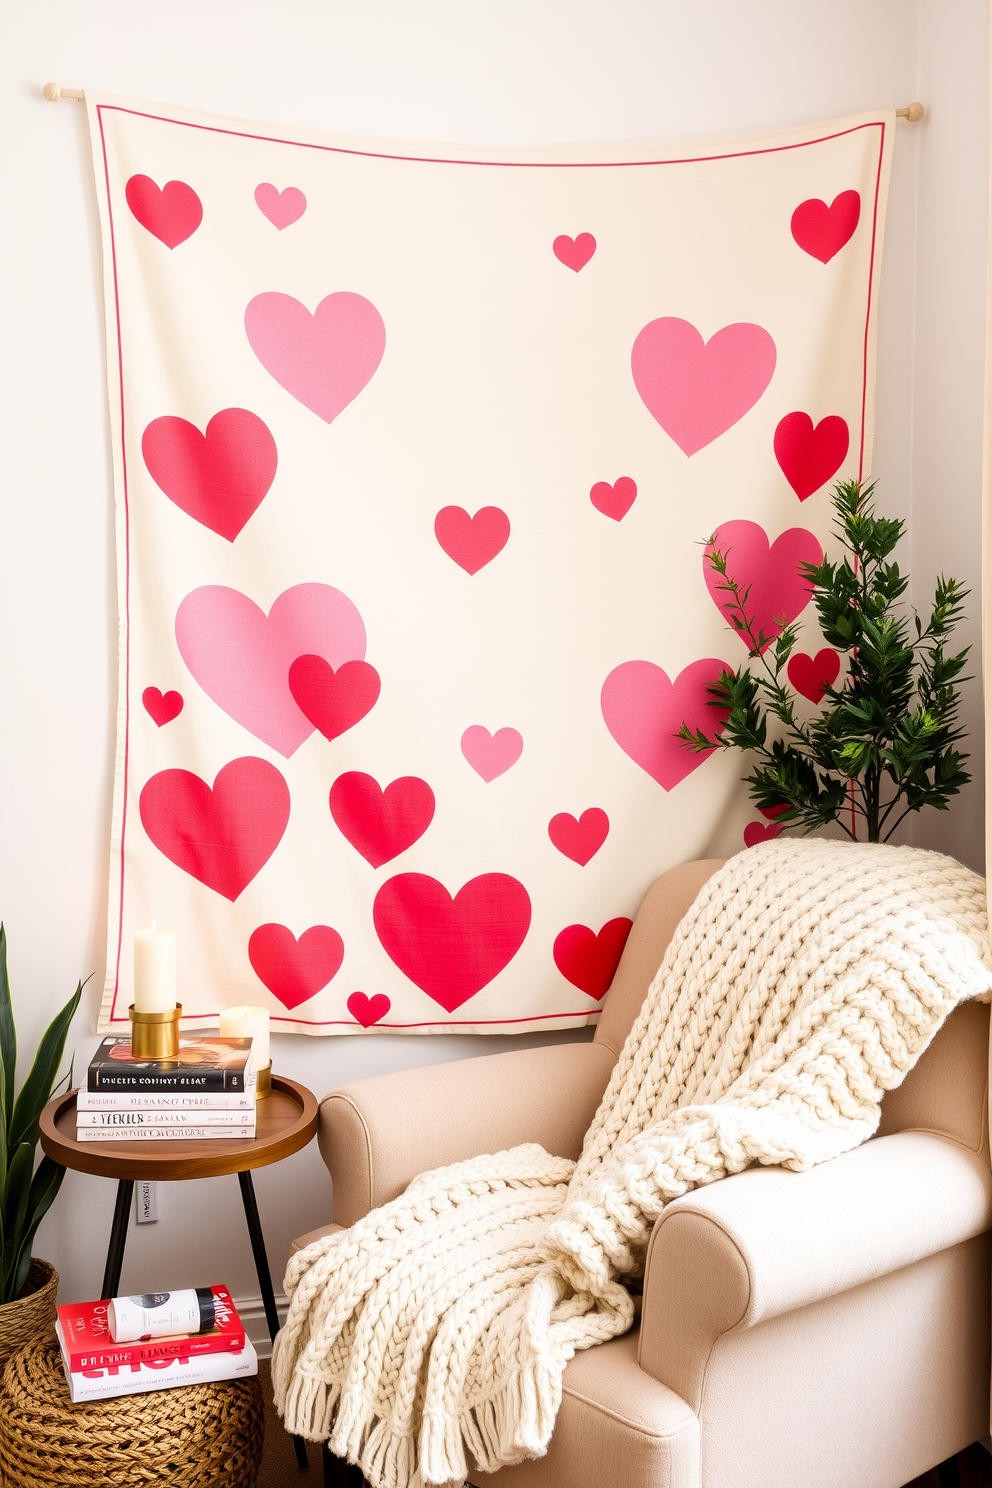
[0,1336,264,1487]
[0,1259,58,1371]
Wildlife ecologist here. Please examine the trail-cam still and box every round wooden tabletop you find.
[39,1076,319,1181]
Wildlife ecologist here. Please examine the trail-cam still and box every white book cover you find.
[56,1325,257,1402]
[76,1089,256,1111]
[76,1109,255,1126]
[75,1125,256,1142]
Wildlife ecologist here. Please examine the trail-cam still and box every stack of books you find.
[76,1037,257,1140]
[55,1285,257,1401]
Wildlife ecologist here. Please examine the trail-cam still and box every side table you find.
[40,1074,318,1471]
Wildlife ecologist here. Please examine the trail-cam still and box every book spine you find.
[75,1111,255,1127]
[64,1328,247,1371]
[75,1126,255,1142]
[87,1070,247,1092]
[76,1090,255,1110]
[65,1343,257,1402]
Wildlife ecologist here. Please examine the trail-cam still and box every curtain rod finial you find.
[42,82,84,102]
[897,102,925,122]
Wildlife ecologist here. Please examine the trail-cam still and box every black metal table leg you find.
[101,1178,134,1299]
[238,1169,309,1471]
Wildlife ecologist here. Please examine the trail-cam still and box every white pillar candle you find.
[218,1005,270,1071]
[133,926,177,1014]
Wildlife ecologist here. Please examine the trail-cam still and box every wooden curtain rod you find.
[42,83,927,121]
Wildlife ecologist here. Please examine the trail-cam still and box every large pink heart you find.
[373,873,531,1012]
[175,583,366,757]
[704,521,822,653]
[244,292,385,423]
[248,923,343,1009]
[601,659,730,790]
[330,772,435,867]
[139,758,289,901]
[631,317,776,456]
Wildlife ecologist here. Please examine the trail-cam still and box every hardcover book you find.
[57,1286,245,1372]
[56,1326,257,1402]
[86,1036,253,1092]
[76,1089,256,1111]
[75,1125,255,1142]
[76,1109,255,1127]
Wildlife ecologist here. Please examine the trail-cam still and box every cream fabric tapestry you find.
[89,95,893,1036]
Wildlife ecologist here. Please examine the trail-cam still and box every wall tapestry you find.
[89,95,892,1035]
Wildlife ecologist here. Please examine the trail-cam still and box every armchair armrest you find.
[319,1040,615,1227]
[638,1130,992,1411]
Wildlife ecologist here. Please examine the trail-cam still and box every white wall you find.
[1,0,986,1314]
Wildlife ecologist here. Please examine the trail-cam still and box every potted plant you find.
[682,479,970,841]
[0,924,82,1365]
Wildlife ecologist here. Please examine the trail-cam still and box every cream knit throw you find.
[273,839,992,1487]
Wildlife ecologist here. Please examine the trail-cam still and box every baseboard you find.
[233,1291,289,1359]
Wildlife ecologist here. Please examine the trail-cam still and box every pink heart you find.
[631,318,776,457]
[601,658,730,791]
[788,648,840,703]
[791,191,861,264]
[373,873,531,1012]
[553,233,596,272]
[244,292,386,423]
[348,992,391,1028]
[139,758,290,900]
[461,726,523,782]
[774,412,849,502]
[141,408,278,541]
[434,507,510,573]
[288,656,381,741]
[553,918,633,1000]
[254,183,307,229]
[330,773,435,867]
[590,478,636,521]
[175,583,366,757]
[704,521,822,654]
[743,822,783,848]
[125,175,202,248]
[548,809,609,866]
[248,923,344,1010]
[143,687,183,727]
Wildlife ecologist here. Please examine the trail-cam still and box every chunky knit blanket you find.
[273,839,992,1487]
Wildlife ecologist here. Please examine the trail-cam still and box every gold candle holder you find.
[255,1061,273,1100]
[128,1004,182,1061]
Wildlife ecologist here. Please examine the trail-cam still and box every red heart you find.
[139,758,289,901]
[791,190,861,264]
[329,772,435,867]
[788,648,841,703]
[759,803,791,821]
[347,992,391,1028]
[434,507,510,574]
[288,656,380,741]
[142,687,183,727]
[553,233,596,271]
[705,521,822,654]
[125,175,203,248]
[743,822,783,848]
[553,917,633,1000]
[248,924,344,1010]
[142,409,277,541]
[590,478,637,522]
[548,809,609,866]
[774,413,849,502]
[373,873,531,1012]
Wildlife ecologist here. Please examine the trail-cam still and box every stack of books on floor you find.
[55,1285,257,1401]
[76,1036,257,1140]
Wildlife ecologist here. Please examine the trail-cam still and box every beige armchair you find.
[295,860,992,1488]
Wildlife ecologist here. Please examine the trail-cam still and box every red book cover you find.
[56,1285,245,1371]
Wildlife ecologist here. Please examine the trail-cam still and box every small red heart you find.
[347,992,391,1028]
[248,923,344,1010]
[774,413,849,502]
[143,687,183,727]
[330,772,435,867]
[743,822,783,848]
[553,233,596,272]
[553,917,633,1000]
[590,478,637,521]
[791,190,861,264]
[548,809,609,866]
[288,655,380,741]
[142,408,278,541]
[788,648,841,703]
[759,803,791,821]
[434,507,510,574]
[126,175,203,248]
